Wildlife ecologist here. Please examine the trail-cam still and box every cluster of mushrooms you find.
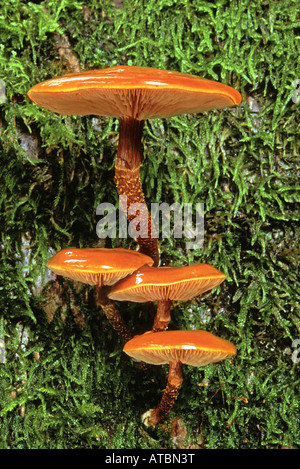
[28,66,241,427]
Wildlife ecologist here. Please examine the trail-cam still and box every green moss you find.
[0,0,299,449]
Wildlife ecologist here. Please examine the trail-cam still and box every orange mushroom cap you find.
[123,330,236,366]
[27,65,241,120]
[47,247,154,286]
[108,263,226,302]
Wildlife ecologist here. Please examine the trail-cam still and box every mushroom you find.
[123,329,236,426]
[47,247,153,342]
[27,66,241,266]
[108,263,226,332]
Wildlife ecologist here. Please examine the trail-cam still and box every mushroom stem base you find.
[97,286,133,344]
[114,117,159,266]
[152,299,172,332]
[146,361,183,426]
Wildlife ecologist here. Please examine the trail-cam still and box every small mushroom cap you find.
[27,65,241,120]
[108,263,226,302]
[47,247,154,286]
[123,330,236,366]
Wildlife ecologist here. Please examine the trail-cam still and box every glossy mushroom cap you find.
[47,247,153,286]
[27,65,241,120]
[108,263,226,302]
[123,330,236,366]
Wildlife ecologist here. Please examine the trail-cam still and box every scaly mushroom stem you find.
[152,299,172,332]
[145,360,183,426]
[96,286,133,344]
[114,117,159,266]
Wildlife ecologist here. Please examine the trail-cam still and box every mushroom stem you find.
[96,286,133,344]
[147,360,183,426]
[152,299,172,332]
[114,117,159,266]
